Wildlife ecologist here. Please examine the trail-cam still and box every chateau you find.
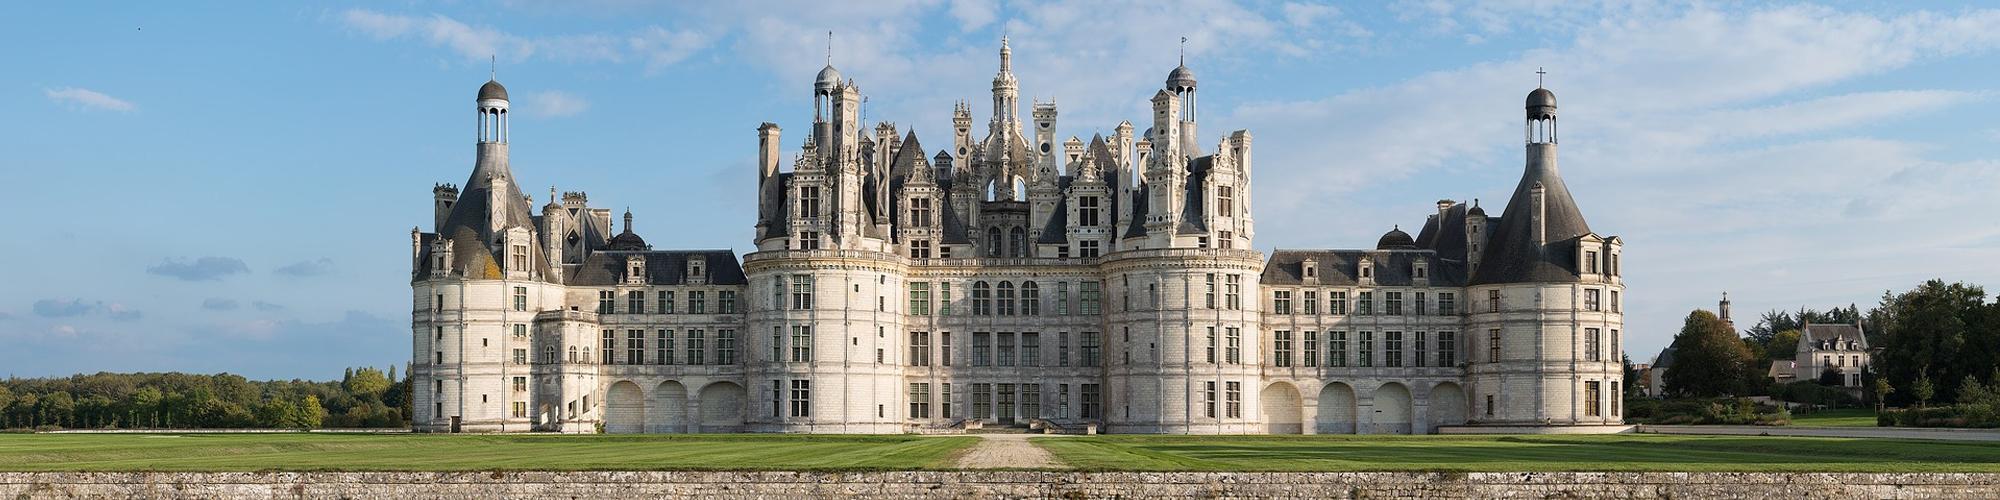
[410,40,1626,435]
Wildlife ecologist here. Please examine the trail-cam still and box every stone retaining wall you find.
[5,471,1998,499]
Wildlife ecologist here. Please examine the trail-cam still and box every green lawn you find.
[1034,434,2000,472]
[0,433,975,472]
[1789,408,1880,427]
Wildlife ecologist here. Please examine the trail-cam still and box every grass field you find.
[1789,408,1881,427]
[0,433,976,472]
[1033,434,2000,472]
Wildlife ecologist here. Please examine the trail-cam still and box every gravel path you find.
[954,434,1065,469]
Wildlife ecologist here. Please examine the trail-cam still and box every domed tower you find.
[1100,52,1264,434]
[741,60,909,433]
[413,77,572,432]
[1463,82,1626,429]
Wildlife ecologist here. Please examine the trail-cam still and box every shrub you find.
[1881,404,2000,428]
[1637,397,1789,425]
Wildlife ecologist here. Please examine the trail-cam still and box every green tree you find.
[38,392,75,428]
[1872,377,1894,413]
[1873,281,1992,406]
[1914,372,1936,408]
[296,395,325,428]
[1767,329,1801,364]
[1818,365,1844,386]
[1664,309,1756,397]
[343,367,391,399]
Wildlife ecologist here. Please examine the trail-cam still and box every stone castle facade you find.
[410,40,1627,434]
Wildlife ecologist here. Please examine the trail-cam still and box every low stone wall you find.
[5,471,1998,499]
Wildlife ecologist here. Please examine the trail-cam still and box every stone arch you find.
[1371,382,1414,435]
[1429,382,1468,431]
[604,380,646,434]
[652,380,689,433]
[1317,382,1357,434]
[698,381,747,433]
[1260,381,1303,434]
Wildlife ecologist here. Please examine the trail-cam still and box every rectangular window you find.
[1303,331,1319,367]
[1489,329,1502,362]
[789,325,813,362]
[719,291,738,314]
[791,275,814,309]
[1203,273,1217,309]
[972,383,992,420]
[1080,384,1101,419]
[658,290,675,314]
[510,244,528,272]
[1330,331,1348,367]
[1385,292,1403,316]
[799,186,821,219]
[1273,330,1293,367]
[1217,186,1234,217]
[909,383,931,419]
[1078,239,1100,258]
[1081,332,1102,367]
[686,329,706,365]
[910,239,931,259]
[909,331,931,367]
[688,291,706,314]
[1022,332,1041,367]
[512,348,527,364]
[1488,289,1501,312]
[1303,291,1319,315]
[997,384,1016,422]
[627,329,645,365]
[1023,283,1041,316]
[717,329,736,365]
[771,380,782,418]
[1415,292,1427,316]
[1079,196,1101,226]
[1585,327,1602,361]
[512,376,527,392]
[1438,331,1457,367]
[1439,292,1457,316]
[1585,380,1602,417]
[1357,331,1374,367]
[1612,381,1622,416]
[1584,288,1601,312]
[911,197,933,227]
[941,332,953,367]
[628,291,645,314]
[601,329,615,364]
[1612,330,1620,363]
[1384,331,1403,368]
[1203,381,1218,418]
[513,323,528,339]
[1330,291,1348,315]
[909,282,931,315]
[1610,291,1620,312]
[1058,332,1071,367]
[1585,250,1599,274]
[997,333,1016,367]
[597,290,614,314]
[1274,290,1293,315]
[1224,381,1242,418]
[972,333,992,367]
[1080,282,1101,315]
[790,380,812,417]
[1023,384,1041,420]
[513,286,527,312]
[1356,291,1373,315]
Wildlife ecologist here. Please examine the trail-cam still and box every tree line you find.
[0,367,411,430]
[1661,279,2000,411]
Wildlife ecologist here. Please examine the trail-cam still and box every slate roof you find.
[1260,249,1468,287]
[424,145,554,282]
[1801,323,1869,350]
[567,249,747,286]
[1467,154,1594,285]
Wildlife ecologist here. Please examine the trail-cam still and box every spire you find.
[490,55,496,80]
[999,35,1012,74]
[1179,36,1186,65]
[623,208,634,234]
[1536,67,1546,88]
[826,31,833,65]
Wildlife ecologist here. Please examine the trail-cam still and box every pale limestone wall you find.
[7,472,1998,499]
[742,250,910,434]
[413,279,565,433]
[1101,248,1265,434]
[1465,279,1624,426]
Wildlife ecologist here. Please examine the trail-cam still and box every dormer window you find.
[1302,260,1318,279]
[1585,250,1600,274]
[510,244,529,271]
[687,255,708,285]
[625,255,646,285]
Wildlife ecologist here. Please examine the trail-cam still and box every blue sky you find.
[4,1,1998,380]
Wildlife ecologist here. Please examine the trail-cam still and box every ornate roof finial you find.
[1180,36,1187,65]
[490,55,496,80]
[623,207,634,233]
[1536,67,1546,88]
[826,31,833,65]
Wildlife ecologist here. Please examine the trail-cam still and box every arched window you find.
[1020,281,1040,316]
[568,346,578,363]
[544,345,556,364]
[997,281,1016,316]
[1010,227,1027,257]
[972,281,993,316]
[986,227,1003,257]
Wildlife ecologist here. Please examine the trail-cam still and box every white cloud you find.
[525,90,591,118]
[338,9,627,64]
[44,87,135,112]
[950,0,999,30]
[628,27,710,72]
